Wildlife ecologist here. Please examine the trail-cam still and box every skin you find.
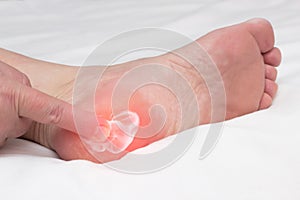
[0,61,87,147]
[0,18,281,163]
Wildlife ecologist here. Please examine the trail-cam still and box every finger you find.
[0,61,31,86]
[0,137,7,148]
[10,118,32,138]
[17,84,101,135]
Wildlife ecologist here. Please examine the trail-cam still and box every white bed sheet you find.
[0,0,300,199]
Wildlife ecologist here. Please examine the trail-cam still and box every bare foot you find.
[10,18,281,163]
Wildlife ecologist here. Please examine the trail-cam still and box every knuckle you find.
[46,104,64,125]
[0,85,18,110]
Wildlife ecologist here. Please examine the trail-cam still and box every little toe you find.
[265,79,278,98]
[265,64,278,81]
[263,47,282,67]
[259,93,273,110]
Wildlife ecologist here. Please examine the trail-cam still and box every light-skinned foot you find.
[0,18,281,163]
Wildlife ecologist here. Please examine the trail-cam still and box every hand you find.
[0,61,78,147]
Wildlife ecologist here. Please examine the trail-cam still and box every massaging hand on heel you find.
[0,61,78,146]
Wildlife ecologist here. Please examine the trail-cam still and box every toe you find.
[245,18,275,53]
[265,79,278,98]
[265,64,278,81]
[259,93,273,110]
[263,47,282,67]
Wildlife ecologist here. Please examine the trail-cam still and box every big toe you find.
[245,18,275,53]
